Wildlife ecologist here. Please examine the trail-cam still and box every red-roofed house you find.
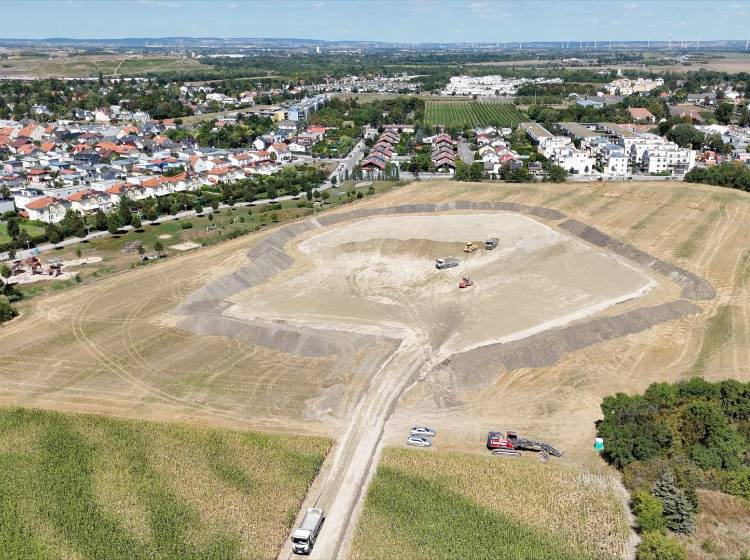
[68,188,112,214]
[25,196,69,223]
[627,107,656,123]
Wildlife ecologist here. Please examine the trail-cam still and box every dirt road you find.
[312,333,433,559]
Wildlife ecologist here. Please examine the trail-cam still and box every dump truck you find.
[486,431,562,457]
[291,507,325,555]
[435,257,459,270]
[485,237,499,250]
[464,242,478,253]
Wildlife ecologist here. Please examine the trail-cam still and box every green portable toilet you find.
[594,437,604,452]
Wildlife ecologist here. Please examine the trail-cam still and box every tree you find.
[633,491,667,533]
[118,195,132,226]
[714,102,734,125]
[468,162,484,182]
[652,472,695,534]
[95,209,107,231]
[0,185,10,199]
[547,165,568,183]
[154,240,164,254]
[6,217,20,239]
[106,212,121,235]
[0,264,10,280]
[635,531,687,560]
[0,295,18,324]
[666,124,705,149]
[131,214,142,230]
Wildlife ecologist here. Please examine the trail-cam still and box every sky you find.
[4,0,749,43]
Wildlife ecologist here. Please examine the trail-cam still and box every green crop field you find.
[0,408,330,560]
[350,448,630,560]
[424,101,526,128]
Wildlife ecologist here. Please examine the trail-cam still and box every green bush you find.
[181,221,193,230]
[633,491,667,533]
[636,531,687,560]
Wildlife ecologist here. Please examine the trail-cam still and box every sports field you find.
[0,407,329,560]
[424,100,526,128]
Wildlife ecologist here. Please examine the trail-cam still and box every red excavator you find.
[486,431,563,458]
[459,277,474,289]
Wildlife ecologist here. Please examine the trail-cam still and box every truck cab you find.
[485,237,499,250]
[292,507,324,555]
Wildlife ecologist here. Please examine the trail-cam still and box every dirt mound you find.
[447,299,700,390]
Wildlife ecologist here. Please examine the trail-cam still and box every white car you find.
[407,436,432,448]
[410,426,436,437]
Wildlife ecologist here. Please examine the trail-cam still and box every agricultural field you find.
[350,448,631,560]
[0,407,330,560]
[0,53,208,79]
[424,100,526,128]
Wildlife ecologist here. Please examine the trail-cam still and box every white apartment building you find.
[553,147,595,175]
[605,77,664,96]
[642,146,696,175]
[598,144,629,176]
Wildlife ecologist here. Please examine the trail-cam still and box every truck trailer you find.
[435,257,459,269]
[292,507,325,555]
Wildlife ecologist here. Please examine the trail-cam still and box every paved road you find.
[457,140,475,165]
[326,127,377,187]
[2,195,301,262]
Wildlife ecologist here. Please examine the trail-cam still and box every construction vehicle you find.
[435,257,459,270]
[464,242,478,253]
[458,277,474,289]
[485,237,499,250]
[291,507,325,555]
[486,431,562,458]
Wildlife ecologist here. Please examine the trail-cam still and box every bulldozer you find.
[459,277,474,289]
[463,242,477,254]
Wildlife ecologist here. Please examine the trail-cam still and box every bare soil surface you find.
[2,180,749,560]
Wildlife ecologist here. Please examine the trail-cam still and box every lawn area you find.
[0,221,46,245]
[424,100,526,128]
[0,407,330,560]
[350,448,630,560]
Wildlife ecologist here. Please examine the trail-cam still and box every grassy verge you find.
[11,182,402,302]
[350,448,629,560]
[0,407,330,560]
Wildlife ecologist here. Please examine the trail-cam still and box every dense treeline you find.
[308,97,424,127]
[599,377,750,559]
[0,78,191,120]
[685,162,750,191]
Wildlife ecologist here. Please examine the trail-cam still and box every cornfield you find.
[350,448,630,560]
[425,101,526,128]
[0,407,330,560]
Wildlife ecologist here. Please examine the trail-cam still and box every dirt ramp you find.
[447,299,700,389]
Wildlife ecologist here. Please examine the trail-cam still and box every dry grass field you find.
[350,448,631,560]
[2,179,750,559]
[0,407,329,560]
[0,53,208,78]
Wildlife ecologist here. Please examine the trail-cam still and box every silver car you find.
[407,436,432,448]
[410,426,436,437]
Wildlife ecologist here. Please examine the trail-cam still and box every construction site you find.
[0,179,749,559]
